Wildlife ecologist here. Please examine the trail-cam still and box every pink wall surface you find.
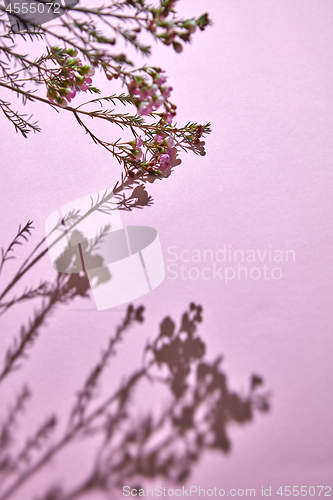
[0,1,332,499]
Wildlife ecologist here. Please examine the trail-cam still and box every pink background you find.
[1,0,332,497]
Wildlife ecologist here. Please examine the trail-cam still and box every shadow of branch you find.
[0,304,270,500]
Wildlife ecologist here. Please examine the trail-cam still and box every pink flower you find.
[153,95,164,108]
[154,73,167,85]
[161,85,173,99]
[85,77,92,84]
[150,84,158,94]
[140,85,157,100]
[154,134,163,144]
[66,88,77,102]
[80,83,88,91]
[159,154,170,168]
[138,101,153,116]
[166,136,175,148]
[140,87,150,100]
[87,66,95,77]
[135,136,143,148]
[165,112,173,124]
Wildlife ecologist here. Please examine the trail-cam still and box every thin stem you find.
[0,81,164,130]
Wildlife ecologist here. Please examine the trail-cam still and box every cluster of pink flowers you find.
[127,70,176,122]
[129,126,204,175]
[46,47,95,107]
[155,134,175,169]
[130,133,176,174]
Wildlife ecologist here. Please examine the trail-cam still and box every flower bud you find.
[65,47,78,56]
[197,13,210,31]
[159,19,174,29]
[178,31,191,42]
[77,64,91,76]
[182,20,197,34]
[172,41,183,53]
[46,88,57,102]
[58,88,68,97]
[47,87,57,98]
[133,149,143,161]
[76,75,85,85]
[56,96,67,107]
[66,57,78,67]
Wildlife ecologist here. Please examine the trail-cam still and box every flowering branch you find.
[0,0,212,175]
